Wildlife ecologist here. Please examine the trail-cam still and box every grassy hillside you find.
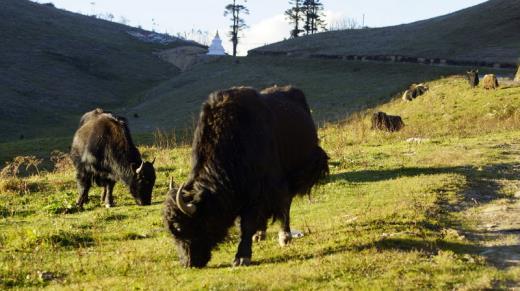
[0,0,200,141]
[1,77,520,289]
[124,56,498,134]
[251,0,520,65]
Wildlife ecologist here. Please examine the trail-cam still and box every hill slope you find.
[0,0,200,141]
[1,77,520,289]
[123,56,504,134]
[251,0,520,65]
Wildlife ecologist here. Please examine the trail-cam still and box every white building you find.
[207,31,226,56]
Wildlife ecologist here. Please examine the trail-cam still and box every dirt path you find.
[462,163,520,288]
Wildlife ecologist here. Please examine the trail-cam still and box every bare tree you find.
[329,17,361,31]
[224,0,249,57]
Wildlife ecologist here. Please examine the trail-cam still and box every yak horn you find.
[151,157,156,165]
[136,161,144,174]
[169,177,174,191]
[175,183,196,216]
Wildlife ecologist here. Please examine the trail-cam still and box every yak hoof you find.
[233,257,251,267]
[278,231,292,247]
[252,231,266,242]
[105,203,114,208]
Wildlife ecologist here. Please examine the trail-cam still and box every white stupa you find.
[207,31,226,56]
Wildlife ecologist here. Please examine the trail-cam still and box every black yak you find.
[371,112,405,132]
[71,108,156,208]
[466,69,479,88]
[163,86,329,268]
[482,74,499,90]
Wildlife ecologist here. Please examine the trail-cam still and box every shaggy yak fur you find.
[371,111,405,132]
[163,86,329,268]
[482,74,499,90]
[402,83,429,101]
[466,69,479,88]
[70,108,156,208]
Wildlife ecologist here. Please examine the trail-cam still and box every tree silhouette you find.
[302,0,326,35]
[224,0,249,57]
[285,0,304,38]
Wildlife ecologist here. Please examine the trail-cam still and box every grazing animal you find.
[466,69,479,88]
[371,112,405,132]
[515,66,520,82]
[163,86,329,268]
[71,108,156,208]
[402,83,429,101]
[482,74,499,90]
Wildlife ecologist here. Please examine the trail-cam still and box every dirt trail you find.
[476,194,520,268]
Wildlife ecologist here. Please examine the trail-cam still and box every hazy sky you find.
[38,0,488,55]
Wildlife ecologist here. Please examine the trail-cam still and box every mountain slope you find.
[251,0,520,65]
[0,0,200,141]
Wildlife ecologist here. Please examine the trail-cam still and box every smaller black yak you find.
[71,108,156,208]
[466,69,479,88]
[164,86,329,268]
[371,112,404,132]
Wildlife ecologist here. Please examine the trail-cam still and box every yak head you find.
[130,159,156,205]
[163,179,216,268]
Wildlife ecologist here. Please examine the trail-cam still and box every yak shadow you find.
[357,236,520,269]
[327,162,520,213]
[326,162,520,269]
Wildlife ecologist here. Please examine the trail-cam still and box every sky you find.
[36,0,488,56]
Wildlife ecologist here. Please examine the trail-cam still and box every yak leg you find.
[234,213,257,267]
[75,172,92,208]
[278,197,293,247]
[104,181,116,208]
[101,187,107,204]
[252,222,267,242]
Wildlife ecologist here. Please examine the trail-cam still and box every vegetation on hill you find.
[251,0,520,65]
[0,0,200,141]
[1,77,519,289]
[124,56,493,134]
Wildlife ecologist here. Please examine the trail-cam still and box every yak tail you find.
[291,146,330,196]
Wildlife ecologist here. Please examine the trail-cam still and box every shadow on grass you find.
[328,162,520,269]
[328,162,520,210]
[358,237,520,269]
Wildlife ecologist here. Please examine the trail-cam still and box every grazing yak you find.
[482,74,499,90]
[466,69,479,88]
[164,86,329,268]
[402,83,429,101]
[371,112,404,132]
[71,108,156,208]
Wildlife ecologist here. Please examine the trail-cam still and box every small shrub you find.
[50,150,73,173]
[0,156,43,178]
[0,177,41,195]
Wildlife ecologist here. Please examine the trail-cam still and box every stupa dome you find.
[207,31,226,56]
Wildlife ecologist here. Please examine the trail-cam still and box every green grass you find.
[1,77,520,289]
[252,0,520,64]
[123,56,506,134]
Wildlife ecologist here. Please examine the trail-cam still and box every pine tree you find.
[224,0,249,57]
[302,0,326,35]
[285,0,304,38]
